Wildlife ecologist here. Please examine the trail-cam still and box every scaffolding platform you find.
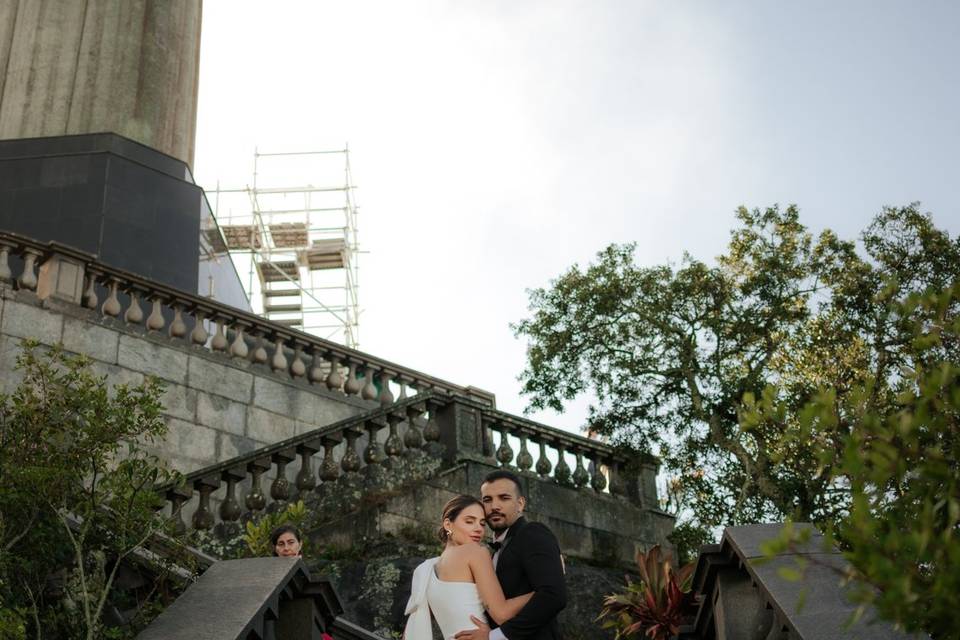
[209,147,361,347]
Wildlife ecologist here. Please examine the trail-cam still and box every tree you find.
[513,204,960,531]
[0,342,182,639]
[757,283,959,636]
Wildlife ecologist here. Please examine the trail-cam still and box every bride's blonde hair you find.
[438,494,484,543]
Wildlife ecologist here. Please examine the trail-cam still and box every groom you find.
[455,469,567,640]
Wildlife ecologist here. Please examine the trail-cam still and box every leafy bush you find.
[242,501,310,557]
[0,341,183,639]
[597,545,695,640]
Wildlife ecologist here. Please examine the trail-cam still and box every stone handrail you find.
[0,230,494,407]
[137,556,382,640]
[166,393,437,534]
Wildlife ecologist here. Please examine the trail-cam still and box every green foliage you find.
[597,545,694,640]
[242,500,310,557]
[514,204,960,529]
[0,341,182,640]
[759,284,960,636]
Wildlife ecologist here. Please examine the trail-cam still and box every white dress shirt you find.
[489,528,511,640]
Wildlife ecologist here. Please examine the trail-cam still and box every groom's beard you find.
[486,512,509,533]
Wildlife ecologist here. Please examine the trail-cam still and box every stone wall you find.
[0,285,375,472]
[311,460,674,569]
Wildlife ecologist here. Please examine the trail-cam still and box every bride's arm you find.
[465,545,533,624]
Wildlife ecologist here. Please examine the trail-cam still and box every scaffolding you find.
[207,147,361,348]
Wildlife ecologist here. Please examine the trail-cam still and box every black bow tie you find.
[488,541,503,552]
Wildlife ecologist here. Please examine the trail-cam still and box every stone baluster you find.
[294,442,320,494]
[191,478,217,531]
[210,316,229,352]
[344,360,362,396]
[572,450,590,489]
[362,417,387,470]
[270,337,288,373]
[535,440,553,478]
[82,272,99,309]
[251,331,269,365]
[230,323,250,359]
[17,248,40,291]
[495,427,515,467]
[362,421,389,491]
[422,399,443,455]
[360,366,378,401]
[244,459,271,515]
[397,376,410,400]
[403,404,424,455]
[479,414,498,460]
[554,445,573,486]
[590,456,608,492]
[146,296,165,331]
[269,450,295,506]
[169,304,188,338]
[218,469,245,523]
[378,370,395,404]
[607,461,628,498]
[0,242,13,282]
[308,348,325,385]
[102,279,121,317]
[319,436,341,483]
[124,289,144,324]
[384,413,404,467]
[340,428,362,476]
[325,353,344,391]
[290,342,307,378]
[190,310,209,346]
[516,434,534,473]
[167,486,192,536]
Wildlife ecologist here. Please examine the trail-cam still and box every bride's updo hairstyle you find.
[438,494,484,543]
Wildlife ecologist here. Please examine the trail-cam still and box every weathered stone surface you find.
[163,417,217,464]
[217,432,260,461]
[0,334,24,395]
[90,360,145,389]
[312,394,369,426]
[118,334,188,384]
[253,377,314,423]
[1,298,64,343]
[61,316,119,364]
[246,406,297,444]
[187,354,253,404]
[196,392,246,436]
[160,382,198,422]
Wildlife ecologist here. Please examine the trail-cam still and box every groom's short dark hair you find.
[483,469,524,498]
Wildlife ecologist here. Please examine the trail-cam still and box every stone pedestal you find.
[0,133,201,292]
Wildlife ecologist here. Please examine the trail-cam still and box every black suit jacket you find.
[490,516,566,640]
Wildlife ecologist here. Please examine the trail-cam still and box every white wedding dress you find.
[404,557,486,640]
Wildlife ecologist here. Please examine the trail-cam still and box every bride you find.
[404,494,532,640]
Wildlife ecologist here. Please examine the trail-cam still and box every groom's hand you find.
[454,615,490,640]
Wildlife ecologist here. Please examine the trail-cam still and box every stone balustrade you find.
[163,391,658,535]
[0,231,492,408]
[0,231,662,542]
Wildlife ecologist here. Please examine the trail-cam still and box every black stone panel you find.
[0,133,200,292]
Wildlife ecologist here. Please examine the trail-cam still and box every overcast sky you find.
[194,1,960,432]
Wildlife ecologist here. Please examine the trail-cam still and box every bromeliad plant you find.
[597,545,696,640]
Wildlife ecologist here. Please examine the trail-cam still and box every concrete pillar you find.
[0,0,202,168]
